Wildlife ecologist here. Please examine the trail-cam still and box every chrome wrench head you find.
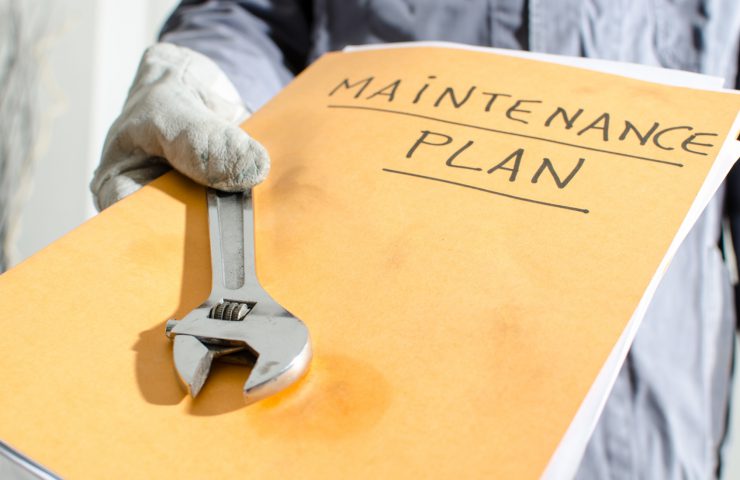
[165,190,312,403]
[166,309,312,403]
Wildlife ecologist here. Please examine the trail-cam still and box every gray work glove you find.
[91,43,269,211]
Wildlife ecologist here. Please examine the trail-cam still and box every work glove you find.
[91,42,269,211]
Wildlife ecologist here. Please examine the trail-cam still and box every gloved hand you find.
[90,42,269,211]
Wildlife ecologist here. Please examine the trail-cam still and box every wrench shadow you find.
[131,174,246,416]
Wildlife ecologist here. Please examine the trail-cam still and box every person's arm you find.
[160,0,313,112]
[90,0,312,210]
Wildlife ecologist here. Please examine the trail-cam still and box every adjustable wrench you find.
[165,189,312,404]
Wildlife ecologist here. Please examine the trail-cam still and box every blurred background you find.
[0,0,178,268]
[2,0,740,478]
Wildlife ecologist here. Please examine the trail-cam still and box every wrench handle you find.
[206,189,258,302]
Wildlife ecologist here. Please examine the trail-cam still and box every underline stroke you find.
[382,168,590,214]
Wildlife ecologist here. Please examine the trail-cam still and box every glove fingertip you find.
[216,131,271,191]
[248,137,271,182]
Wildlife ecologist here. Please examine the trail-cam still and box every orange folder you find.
[1,46,739,478]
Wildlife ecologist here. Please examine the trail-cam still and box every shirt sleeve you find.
[159,0,312,112]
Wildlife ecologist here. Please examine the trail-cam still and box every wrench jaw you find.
[243,328,313,405]
[172,335,215,398]
[167,310,312,402]
[171,329,251,398]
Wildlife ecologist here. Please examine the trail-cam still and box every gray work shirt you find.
[162,1,740,477]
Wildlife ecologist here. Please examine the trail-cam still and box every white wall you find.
[14,0,179,262]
